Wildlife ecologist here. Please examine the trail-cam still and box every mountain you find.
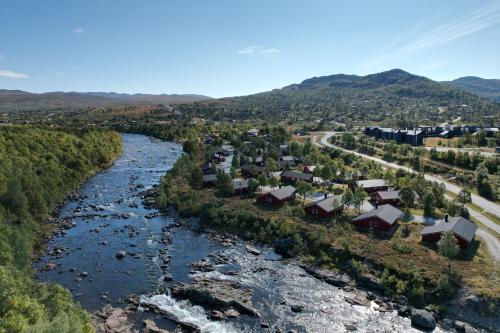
[177,69,500,125]
[444,76,500,103]
[0,90,211,113]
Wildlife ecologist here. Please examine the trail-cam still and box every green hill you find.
[444,76,500,103]
[177,69,500,125]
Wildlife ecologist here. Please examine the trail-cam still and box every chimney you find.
[445,214,448,222]
[324,193,328,199]
[375,201,379,209]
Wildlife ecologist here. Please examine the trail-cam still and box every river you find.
[36,133,448,332]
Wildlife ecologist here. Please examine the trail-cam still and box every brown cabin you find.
[372,190,400,205]
[352,204,402,232]
[303,195,343,217]
[281,171,313,183]
[421,216,477,249]
[257,186,296,206]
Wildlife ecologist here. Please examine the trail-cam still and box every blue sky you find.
[1,0,499,97]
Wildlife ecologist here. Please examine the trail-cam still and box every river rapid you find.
[36,133,448,333]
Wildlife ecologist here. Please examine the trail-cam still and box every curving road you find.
[313,132,500,260]
[318,132,500,221]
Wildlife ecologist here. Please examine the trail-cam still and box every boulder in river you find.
[170,277,260,317]
[93,305,138,333]
[115,251,127,259]
[410,308,436,330]
[300,265,351,287]
[245,244,261,255]
[143,319,170,333]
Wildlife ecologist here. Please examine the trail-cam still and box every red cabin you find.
[372,190,400,205]
[303,195,343,217]
[421,216,477,249]
[257,186,296,206]
[352,204,402,233]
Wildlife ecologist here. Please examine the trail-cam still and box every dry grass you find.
[424,137,460,147]
[220,196,499,298]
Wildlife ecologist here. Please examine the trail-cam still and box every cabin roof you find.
[281,171,313,181]
[303,195,343,213]
[421,216,478,243]
[376,190,399,200]
[352,204,402,225]
[267,185,296,200]
[356,179,387,188]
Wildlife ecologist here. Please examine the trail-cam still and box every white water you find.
[139,294,238,333]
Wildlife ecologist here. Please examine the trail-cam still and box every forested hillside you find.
[176,69,500,126]
[0,89,210,113]
[445,76,500,103]
[0,127,122,333]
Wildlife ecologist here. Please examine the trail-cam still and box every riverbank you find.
[155,138,498,332]
[0,127,122,332]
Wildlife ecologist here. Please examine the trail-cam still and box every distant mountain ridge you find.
[444,76,500,103]
[0,89,211,112]
[177,69,499,124]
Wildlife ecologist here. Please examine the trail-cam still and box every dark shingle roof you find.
[376,190,399,200]
[268,186,296,200]
[303,195,343,213]
[203,174,217,182]
[241,164,265,173]
[281,171,313,181]
[352,204,402,225]
[421,217,478,243]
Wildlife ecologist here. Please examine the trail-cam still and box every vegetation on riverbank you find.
[155,128,498,311]
[0,126,122,333]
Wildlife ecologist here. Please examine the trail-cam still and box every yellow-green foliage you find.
[0,126,122,333]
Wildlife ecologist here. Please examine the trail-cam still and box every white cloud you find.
[73,28,84,34]
[365,2,500,69]
[238,45,282,55]
[0,69,29,79]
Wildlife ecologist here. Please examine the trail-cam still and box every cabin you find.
[354,179,389,195]
[421,216,477,249]
[257,186,296,206]
[232,179,249,195]
[303,195,343,217]
[279,160,296,170]
[303,166,316,174]
[241,164,265,178]
[202,174,217,186]
[373,190,400,205]
[352,204,402,233]
[281,171,313,183]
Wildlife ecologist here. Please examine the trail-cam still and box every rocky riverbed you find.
[35,134,492,333]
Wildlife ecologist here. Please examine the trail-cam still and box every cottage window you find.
[312,208,319,215]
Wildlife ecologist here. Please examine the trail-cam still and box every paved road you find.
[318,132,500,219]
[314,131,500,261]
[422,146,496,157]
